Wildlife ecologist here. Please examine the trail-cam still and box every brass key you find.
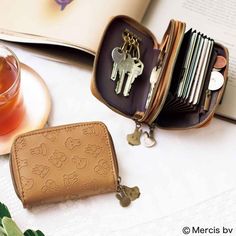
[123,58,144,96]
[145,66,161,109]
[111,47,126,81]
[115,54,134,94]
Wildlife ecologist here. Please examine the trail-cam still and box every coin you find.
[209,71,224,91]
[214,55,227,70]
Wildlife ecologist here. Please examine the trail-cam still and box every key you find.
[203,71,224,111]
[111,47,126,81]
[123,58,144,96]
[145,66,161,109]
[115,54,134,94]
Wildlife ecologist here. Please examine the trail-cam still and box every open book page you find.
[0,0,150,55]
[143,0,236,120]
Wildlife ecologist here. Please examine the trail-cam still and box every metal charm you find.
[126,123,142,146]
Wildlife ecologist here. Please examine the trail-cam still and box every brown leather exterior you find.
[10,122,119,208]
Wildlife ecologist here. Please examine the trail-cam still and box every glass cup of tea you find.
[0,46,25,135]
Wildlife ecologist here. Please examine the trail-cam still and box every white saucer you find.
[0,63,51,155]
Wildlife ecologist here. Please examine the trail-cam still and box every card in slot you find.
[187,36,209,103]
[163,93,177,111]
[169,29,193,95]
[164,91,187,109]
[165,29,194,109]
[184,35,205,99]
[188,37,211,103]
[167,97,189,110]
[177,31,198,97]
[181,33,202,99]
[179,37,214,107]
[175,103,198,112]
[174,46,216,112]
[192,39,214,105]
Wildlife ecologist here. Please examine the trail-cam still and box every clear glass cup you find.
[0,45,25,135]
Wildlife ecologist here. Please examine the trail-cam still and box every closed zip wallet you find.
[91,16,229,147]
[10,122,140,208]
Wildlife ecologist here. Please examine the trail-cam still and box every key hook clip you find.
[133,39,140,59]
[121,32,130,52]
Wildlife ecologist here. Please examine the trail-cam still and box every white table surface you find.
[0,39,236,236]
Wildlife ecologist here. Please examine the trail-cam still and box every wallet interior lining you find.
[95,17,159,117]
[156,42,227,128]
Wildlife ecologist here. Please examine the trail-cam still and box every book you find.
[0,0,151,55]
[0,0,235,121]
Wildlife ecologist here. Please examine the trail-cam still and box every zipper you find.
[148,22,186,125]
[107,131,119,179]
[107,131,140,207]
[9,152,21,199]
[125,21,183,147]
[140,33,171,123]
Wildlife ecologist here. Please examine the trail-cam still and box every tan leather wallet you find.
[91,16,229,147]
[10,122,140,208]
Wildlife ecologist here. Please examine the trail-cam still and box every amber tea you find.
[0,47,24,135]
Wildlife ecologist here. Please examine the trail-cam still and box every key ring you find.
[126,36,135,53]
[133,39,140,59]
[121,33,130,51]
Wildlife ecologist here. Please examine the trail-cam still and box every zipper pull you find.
[116,177,140,207]
[126,121,142,146]
[143,124,156,148]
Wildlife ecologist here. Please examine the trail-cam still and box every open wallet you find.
[91,16,229,147]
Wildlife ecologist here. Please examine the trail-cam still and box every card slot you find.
[175,103,198,112]
[177,31,198,97]
[156,41,228,128]
[191,39,215,105]
[181,33,202,99]
[188,37,211,104]
[164,92,186,108]
[184,34,206,100]
[169,29,192,95]
[164,30,200,110]
[167,96,186,109]
[179,49,217,113]
[158,29,225,127]
[169,96,193,110]
[163,93,177,109]
[173,101,194,112]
